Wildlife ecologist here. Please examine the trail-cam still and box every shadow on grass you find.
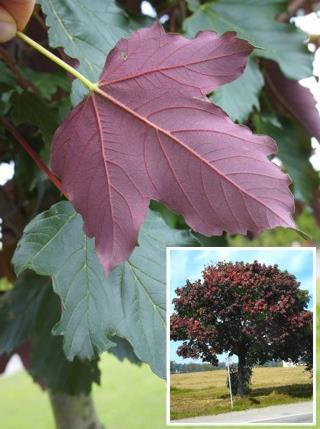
[219,383,312,400]
[171,386,195,395]
[249,397,260,404]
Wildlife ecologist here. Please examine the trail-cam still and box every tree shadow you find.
[219,383,312,400]
[248,397,260,404]
[252,383,312,398]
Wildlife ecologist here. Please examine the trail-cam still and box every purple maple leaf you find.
[51,22,295,276]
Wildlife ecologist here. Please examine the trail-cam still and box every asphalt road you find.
[252,413,313,423]
[174,401,314,424]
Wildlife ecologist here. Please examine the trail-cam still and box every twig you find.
[0,46,38,93]
[0,187,26,239]
[277,0,308,22]
[180,0,187,24]
[0,117,65,196]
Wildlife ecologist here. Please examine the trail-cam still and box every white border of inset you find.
[166,246,317,426]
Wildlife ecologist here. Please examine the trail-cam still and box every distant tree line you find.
[170,359,282,374]
[170,361,224,373]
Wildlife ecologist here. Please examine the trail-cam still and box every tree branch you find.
[0,117,65,196]
[0,186,26,240]
[0,46,38,93]
[277,0,308,22]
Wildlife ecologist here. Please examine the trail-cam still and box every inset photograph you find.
[167,247,315,425]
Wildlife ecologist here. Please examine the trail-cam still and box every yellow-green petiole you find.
[16,31,98,92]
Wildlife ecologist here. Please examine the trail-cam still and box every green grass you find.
[170,366,313,420]
[0,354,160,429]
[0,353,211,429]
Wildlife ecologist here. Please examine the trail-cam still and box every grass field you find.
[0,356,315,429]
[170,366,313,420]
[0,353,172,429]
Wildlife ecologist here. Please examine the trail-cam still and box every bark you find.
[237,353,246,397]
[49,391,105,429]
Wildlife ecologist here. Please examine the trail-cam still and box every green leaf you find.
[184,0,312,80]
[29,276,101,394]
[186,0,201,13]
[10,92,59,143]
[0,272,48,354]
[13,202,115,360]
[37,0,135,104]
[13,202,197,377]
[19,67,71,99]
[150,201,187,229]
[108,336,142,365]
[192,231,228,247]
[0,271,100,394]
[0,60,70,99]
[254,115,320,203]
[0,60,16,87]
[211,59,264,122]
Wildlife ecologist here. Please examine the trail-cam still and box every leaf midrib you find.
[127,261,165,325]
[91,96,116,262]
[17,211,77,274]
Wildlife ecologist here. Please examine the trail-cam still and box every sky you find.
[169,248,314,364]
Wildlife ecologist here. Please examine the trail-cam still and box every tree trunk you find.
[237,353,246,397]
[49,391,105,429]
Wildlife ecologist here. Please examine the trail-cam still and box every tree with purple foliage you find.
[170,261,313,396]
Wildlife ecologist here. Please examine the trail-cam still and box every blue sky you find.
[169,248,314,364]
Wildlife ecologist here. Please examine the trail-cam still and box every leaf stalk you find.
[16,31,98,92]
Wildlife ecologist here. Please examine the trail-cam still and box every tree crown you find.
[171,261,312,365]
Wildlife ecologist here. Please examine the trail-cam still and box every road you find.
[253,413,313,423]
[174,401,314,424]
